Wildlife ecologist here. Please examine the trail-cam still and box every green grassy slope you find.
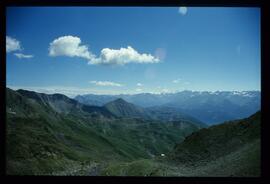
[166,111,261,176]
[102,112,261,177]
[169,111,260,163]
[6,88,260,176]
[6,88,201,175]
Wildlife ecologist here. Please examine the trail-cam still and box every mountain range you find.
[75,90,261,124]
[6,88,261,176]
[103,98,205,128]
[6,88,204,175]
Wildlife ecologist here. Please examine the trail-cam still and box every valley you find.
[5,6,261,178]
[6,88,261,176]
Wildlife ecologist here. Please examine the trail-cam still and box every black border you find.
[1,0,270,183]
[0,0,265,7]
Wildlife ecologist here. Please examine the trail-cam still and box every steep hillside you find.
[6,88,202,175]
[167,111,261,176]
[102,112,261,176]
[15,89,115,118]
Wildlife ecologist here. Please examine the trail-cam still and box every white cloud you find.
[137,83,143,86]
[161,88,170,93]
[6,36,22,53]
[135,88,143,92]
[49,35,95,60]
[178,7,188,15]
[89,46,160,65]
[172,78,182,83]
[14,53,34,59]
[90,80,123,87]
[49,36,160,66]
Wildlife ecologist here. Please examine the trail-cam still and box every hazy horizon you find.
[7,85,261,98]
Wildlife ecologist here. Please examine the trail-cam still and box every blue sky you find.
[6,7,261,96]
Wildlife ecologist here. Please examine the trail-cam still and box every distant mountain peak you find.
[104,98,147,118]
[114,98,128,104]
[104,98,137,110]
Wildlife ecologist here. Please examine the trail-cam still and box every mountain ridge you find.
[102,111,261,176]
[14,88,115,118]
[6,87,204,175]
[75,90,260,124]
[162,111,261,176]
[104,98,148,119]
[103,98,206,127]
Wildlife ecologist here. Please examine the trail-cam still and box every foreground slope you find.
[102,111,261,176]
[6,88,202,175]
[167,111,261,176]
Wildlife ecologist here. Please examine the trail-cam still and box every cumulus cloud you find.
[49,36,95,60]
[90,46,160,65]
[178,7,188,15]
[137,83,143,86]
[49,36,160,66]
[14,53,34,59]
[6,36,22,53]
[172,78,182,83]
[90,80,123,87]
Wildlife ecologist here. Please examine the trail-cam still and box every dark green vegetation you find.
[6,88,260,176]
[6,88,202,175]
[102,112,261,176]
[167,111,261,176]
